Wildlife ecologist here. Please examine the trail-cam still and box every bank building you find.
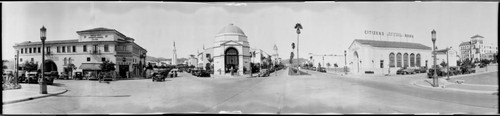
[199,24,252,76]
[347,31,433,75]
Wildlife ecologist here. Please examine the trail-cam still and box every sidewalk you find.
[411,78,498,95]
[2,84,68,104]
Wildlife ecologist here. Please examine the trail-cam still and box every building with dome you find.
[198,24,252,76]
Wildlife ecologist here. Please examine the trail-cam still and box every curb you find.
[410,80,497,94]
[3,89,69,105]
[446,70,498,79]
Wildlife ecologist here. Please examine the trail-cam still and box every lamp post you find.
[446,47,451,80]
[40,26,48,94]
[344,50,347,75]
[431,29,438,87]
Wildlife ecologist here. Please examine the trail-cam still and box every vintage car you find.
[257,69,270,77]
[460,66,476,74]
[169,69,179,78]
[197,70,211,77]
[318,67,327,73]
[396,67,416,75]
[25,71,39,84]
[73,71,84,80]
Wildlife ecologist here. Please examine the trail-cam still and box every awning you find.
[79,63,102,70]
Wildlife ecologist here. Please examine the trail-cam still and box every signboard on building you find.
[364,30,414,39]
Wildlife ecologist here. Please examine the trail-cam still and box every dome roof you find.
[217,24,246,36]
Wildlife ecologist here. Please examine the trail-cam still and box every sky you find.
[2,2,498,62]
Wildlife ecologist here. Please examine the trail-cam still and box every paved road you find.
[3,69,498,114]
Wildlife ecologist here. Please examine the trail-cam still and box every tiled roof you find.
[471,34,484,39]
[77,27,116,32]
[15,39,79,46]
[459,41,471,46]
[353,39,432,50]
[76,27,127,38]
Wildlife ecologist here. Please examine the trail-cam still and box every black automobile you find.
[257,69,270,77]
[416,67,427,73]
[151,72,165,82]
[397,67,416,75]
[427,68,445,78]
[460,66,476,74]
[73,72,84,80]
[318,67,327,73]
[197,70,211,77]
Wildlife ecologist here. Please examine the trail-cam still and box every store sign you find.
[364,30,414,39]
[89,34,104,40]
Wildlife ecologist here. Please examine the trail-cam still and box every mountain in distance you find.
[146,56,189,65]
[281,58,309,65]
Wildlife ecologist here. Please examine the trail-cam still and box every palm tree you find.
[294,23,302,69]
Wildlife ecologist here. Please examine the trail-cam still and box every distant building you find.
[459,34,498,62]
[198,24,252,76]
[347,39,432,75]
[13,27,147,78]
[435,48,460,67]
[187,55,198,67]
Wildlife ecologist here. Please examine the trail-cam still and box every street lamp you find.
[40,26,48,94]
[344,50,347,75]
[446,46,451,80]
[431,29,438,87]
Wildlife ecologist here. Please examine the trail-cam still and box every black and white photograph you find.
[1,1,498,114]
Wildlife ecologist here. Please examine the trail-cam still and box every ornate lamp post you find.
[431,29,438,87]
[344,50,347,75]
[40,26,48,94]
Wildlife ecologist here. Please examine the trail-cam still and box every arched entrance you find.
[43,59,58,72]
[353,51,359,73]
[225,47,239,73]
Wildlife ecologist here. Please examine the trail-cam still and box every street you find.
[3,69,498,114]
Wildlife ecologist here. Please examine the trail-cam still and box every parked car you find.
[257,69,270,77]
[396,67,416,75]
[311,67,317,71]
[169,69,179,78]
[416,67,427,73]
[197,70,211,77]
[427,68,445,78]
[460,66,476,74]
[318,67,327,73]
[86,72,99,80]
[73,71,84,80]
[59,72,69,80]
[151,72,165,82]
[43,71,57,85]
[25,71,38,83]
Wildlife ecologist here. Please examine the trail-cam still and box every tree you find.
[326,63,331,68]
[334,63,338,68]
[24,61,38,72]
[289,52,294,64]
[100,60,116,72]
[440,60,447,67]
[456,60,462,67]
[146,62,153,70]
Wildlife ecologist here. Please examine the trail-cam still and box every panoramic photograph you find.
[2,1,498,114]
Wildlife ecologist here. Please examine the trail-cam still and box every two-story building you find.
[13,27,147,79]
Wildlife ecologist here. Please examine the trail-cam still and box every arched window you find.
[63,57,67,65]
[416,54,421,67]
[410,53,415,67]
[396,53,402,67]
[403,53,409,67]
[389,53,395,67]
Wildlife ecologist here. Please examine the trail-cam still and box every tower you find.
[173,41,177,65]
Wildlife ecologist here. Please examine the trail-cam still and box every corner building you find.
[347,39,432,75]
[13,27,147,78]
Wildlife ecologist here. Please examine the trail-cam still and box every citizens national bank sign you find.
[364,30,414,39]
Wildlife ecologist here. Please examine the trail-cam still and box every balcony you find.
[89,50,101,55]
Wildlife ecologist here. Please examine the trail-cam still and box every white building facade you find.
[459,34,498,62]
[347,39,432,75]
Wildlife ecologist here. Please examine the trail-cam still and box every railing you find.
[89,50,101,55]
